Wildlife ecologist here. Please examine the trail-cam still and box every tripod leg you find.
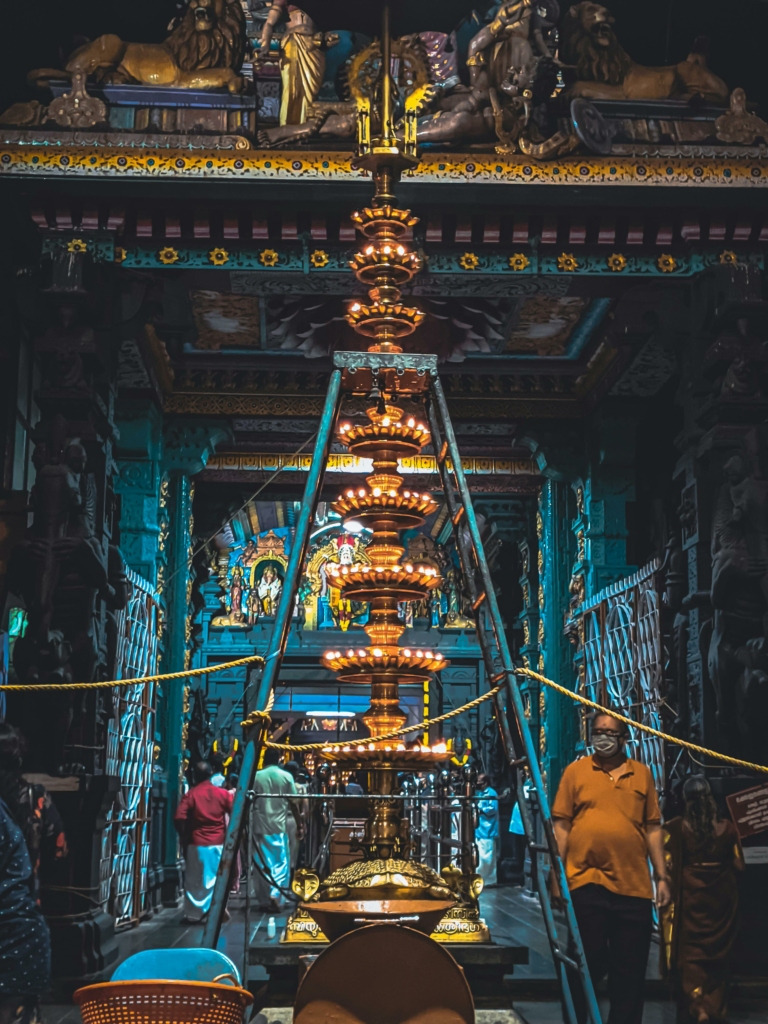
[203,369,342,948]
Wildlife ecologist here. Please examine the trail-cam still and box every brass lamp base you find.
[281,857,489,944]
[432,905,491,943]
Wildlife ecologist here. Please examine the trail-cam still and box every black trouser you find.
[567,883,653,1024]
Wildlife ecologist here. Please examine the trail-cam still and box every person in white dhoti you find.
[174,761,235,922]
[475,773,499,886]
[251,749,301,912]
[282,761,308,871]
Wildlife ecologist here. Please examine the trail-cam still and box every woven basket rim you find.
[74,980,253,1005]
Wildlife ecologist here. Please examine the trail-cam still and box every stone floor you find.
[41,886,768,1024]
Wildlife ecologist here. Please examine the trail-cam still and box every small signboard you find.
[727,783,768,839]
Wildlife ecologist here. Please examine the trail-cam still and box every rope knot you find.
[240,710,272,729]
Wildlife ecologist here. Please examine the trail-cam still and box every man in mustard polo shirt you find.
[552,712,671,1024]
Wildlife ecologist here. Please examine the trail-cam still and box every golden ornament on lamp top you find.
[345,201,425,349]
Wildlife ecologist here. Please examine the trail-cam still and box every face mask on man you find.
[592,732,622,757]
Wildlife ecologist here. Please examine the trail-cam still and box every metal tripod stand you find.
[202,350,602,1024]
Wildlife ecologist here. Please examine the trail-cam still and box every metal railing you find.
[574,558,667,791]
[101,568,161,926]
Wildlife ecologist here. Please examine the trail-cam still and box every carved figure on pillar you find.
[228,565,245,623]
[5,427,126,772]
[707,455,768,757]
[703,316,768,402]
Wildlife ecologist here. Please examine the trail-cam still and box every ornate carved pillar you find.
[583,413,637,596]
[676,265,768,759]
[3,238,126,978]
[673,264,768,978]
[114,400,164,587]
[537,479,578,795]
[158,420,229,904]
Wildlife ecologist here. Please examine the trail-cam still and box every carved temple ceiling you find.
[6,0,768,439]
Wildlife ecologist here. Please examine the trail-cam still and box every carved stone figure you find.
[409,1,559,150]
[707,455,768,750]
[560,2,729,102]
[247,585,261,625]
[46,72,107,128]
[258,36,428,148]
[229,566,245,622]
[257,565,282,616]
[258,0,337,126]
[57,0,246,94]
[716,88,768,145]
[703,316,768,401]
[5,438,126,771]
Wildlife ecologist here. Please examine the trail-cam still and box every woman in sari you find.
[662,776,744,1023]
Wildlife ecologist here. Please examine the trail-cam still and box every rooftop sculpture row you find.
[2,0,765,156]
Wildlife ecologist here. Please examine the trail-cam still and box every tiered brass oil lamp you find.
[286,162,489,945]
[320,400,448,858]
[286,27,488,942]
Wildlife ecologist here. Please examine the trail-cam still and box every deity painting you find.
[212,528,289,627]
[305,531,371,630]
[257,564,283,617]
[228,566,246,623]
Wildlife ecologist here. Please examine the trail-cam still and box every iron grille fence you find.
[101,568,160,926]
[575,558,667,791]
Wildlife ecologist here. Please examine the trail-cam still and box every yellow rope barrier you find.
[264,684,504,752]
[0,654,265,692]
[514,667,768,776]
[4,646,766,775]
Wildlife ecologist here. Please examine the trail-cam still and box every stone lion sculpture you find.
[63,0,246,93]
[560,2,728,102]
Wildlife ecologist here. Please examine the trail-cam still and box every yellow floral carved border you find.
[0,146,765,187]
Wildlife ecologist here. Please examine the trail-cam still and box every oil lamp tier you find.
[345,203,425,346]
[350,246,423,288]
[334,491,439,532]
[339,417,430,456]
[346,300,425,340]
[324,563,441,604]
[351,205,418,240]
[319,742,451,768]
[323,646,448,685]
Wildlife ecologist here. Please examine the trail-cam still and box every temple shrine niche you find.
[211,528,291,626]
